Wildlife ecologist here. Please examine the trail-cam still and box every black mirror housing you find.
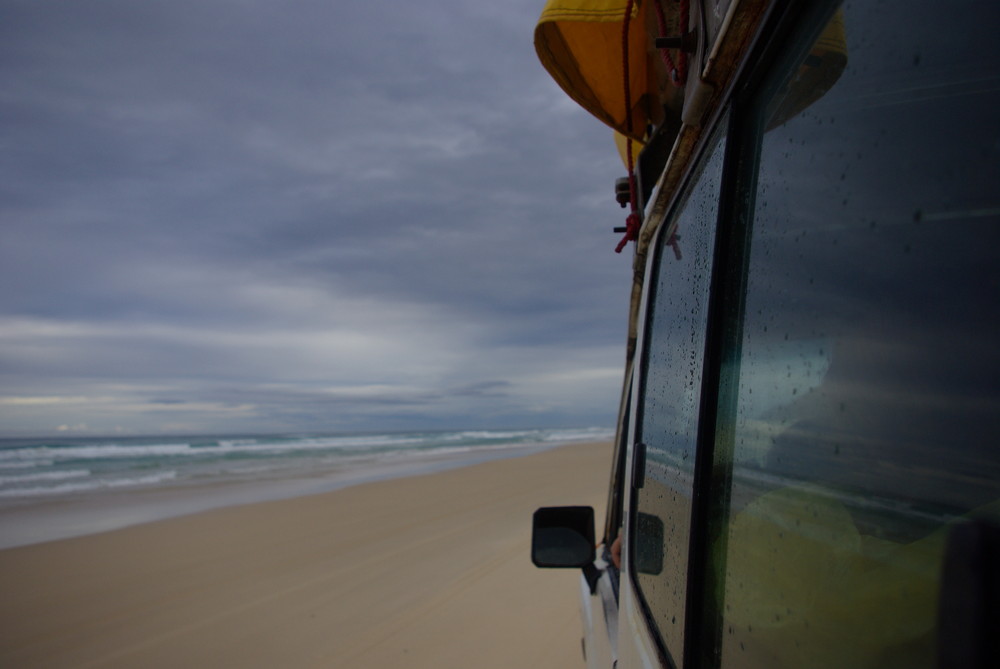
[532,506,596,568]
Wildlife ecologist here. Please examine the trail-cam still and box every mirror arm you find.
[582,562,600,594]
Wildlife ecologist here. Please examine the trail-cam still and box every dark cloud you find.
[0,0,629,435]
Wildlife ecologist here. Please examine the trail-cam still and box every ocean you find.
[0,427,613,548]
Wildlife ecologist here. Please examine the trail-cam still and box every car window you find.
[632,125,727,665]
[713,2,1000,667]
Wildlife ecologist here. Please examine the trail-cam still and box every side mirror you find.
[532,506,595,568]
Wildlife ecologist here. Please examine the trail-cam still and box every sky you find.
[0,0,633,437]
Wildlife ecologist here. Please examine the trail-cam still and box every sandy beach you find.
[0,441,611,668]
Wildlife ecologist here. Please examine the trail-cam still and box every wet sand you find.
[0,441,611,668]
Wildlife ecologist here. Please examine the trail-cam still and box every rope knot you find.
[615,212,642,254]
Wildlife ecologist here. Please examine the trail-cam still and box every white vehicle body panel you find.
[614,190,667,669]
[578,559,618,669]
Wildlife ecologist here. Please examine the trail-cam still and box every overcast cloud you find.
[0,0,632,436]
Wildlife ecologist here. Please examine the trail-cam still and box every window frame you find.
[627,116,732,668]
[624,1,847,667]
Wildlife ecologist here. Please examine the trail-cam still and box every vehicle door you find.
[618,1,1000,668]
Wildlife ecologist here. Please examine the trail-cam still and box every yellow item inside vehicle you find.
[723,490,1000,668]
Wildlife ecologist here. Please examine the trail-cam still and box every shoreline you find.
[0,439,573,550]
[0,440,611,668]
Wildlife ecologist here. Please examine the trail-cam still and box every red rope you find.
[615,0,639,254]
[616,0,692,254]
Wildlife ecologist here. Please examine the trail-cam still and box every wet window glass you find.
[717,2,1000,668]
[633,127,726,663]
